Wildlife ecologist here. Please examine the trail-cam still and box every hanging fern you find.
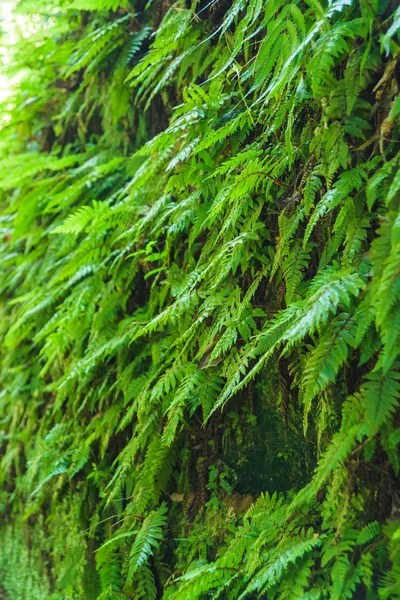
[0,0,400,598]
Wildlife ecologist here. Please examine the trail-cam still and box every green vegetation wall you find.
[1,0,400,598]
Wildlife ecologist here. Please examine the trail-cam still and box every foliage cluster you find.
[1,0,400,598]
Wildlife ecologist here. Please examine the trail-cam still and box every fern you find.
[362,368,400,434]
[127,504,168,579]
[1,0,400,599]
